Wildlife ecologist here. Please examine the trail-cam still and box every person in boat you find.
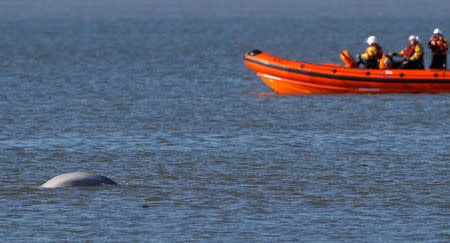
[427,28,448,69]
[389,35,424,69]
[356,36,383,69]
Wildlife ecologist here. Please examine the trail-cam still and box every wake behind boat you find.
[243,49,450,94]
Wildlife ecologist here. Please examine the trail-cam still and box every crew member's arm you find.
[361,46,377,60]
[442,38,449,51]
[409,45,423,61]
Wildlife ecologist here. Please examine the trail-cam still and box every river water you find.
[0,1,449,242]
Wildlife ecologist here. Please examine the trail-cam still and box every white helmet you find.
[415,35,421,43]
[366,35,377,45]
[409,35,415,41]
[433,28,442,34]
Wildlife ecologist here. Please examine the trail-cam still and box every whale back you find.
[41,172,117,188]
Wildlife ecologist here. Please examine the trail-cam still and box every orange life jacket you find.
[378,54,392,69]
[340,50,358,68]
[429,35,448,54]
[403,44,415,58]
[436,40,447,52]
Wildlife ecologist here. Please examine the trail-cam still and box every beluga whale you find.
[41,172,117,188]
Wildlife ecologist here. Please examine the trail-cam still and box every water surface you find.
[0,2,449,242]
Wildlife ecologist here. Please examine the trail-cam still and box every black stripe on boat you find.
[244,56,450,84]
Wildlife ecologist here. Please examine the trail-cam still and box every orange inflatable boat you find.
[243,49,450,94]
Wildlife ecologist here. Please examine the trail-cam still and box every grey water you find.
[1,1,449,242]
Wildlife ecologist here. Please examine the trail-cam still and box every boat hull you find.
[244,50,450,94]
